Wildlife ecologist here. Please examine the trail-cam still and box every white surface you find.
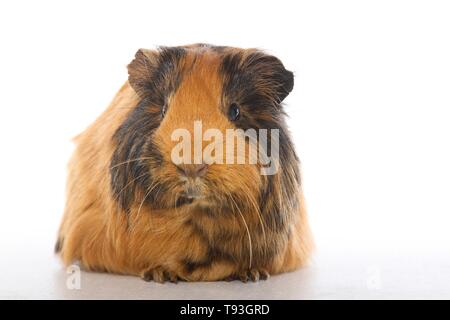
[1,0,450,299]
[2,246,450,299]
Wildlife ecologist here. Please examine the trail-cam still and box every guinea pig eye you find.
[228,103,240,121]
[161,104,167,118]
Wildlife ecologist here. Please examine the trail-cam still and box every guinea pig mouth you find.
[175,189,204,207]
[175,196,195,207]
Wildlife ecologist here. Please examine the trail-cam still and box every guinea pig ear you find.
[127,49,159,97]
[244,51,294,104]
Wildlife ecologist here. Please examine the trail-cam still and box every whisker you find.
[110,157,153,170]
[243,190,267,259]
[130,179,159,234]
[150,189,180,235]
[112,172,149,204]
[227,191,252,270]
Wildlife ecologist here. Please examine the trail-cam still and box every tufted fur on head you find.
[55,44,313,282]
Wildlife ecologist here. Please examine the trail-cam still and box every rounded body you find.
[56,45,313,282]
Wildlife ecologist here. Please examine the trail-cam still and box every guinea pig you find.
[55,43,313,282]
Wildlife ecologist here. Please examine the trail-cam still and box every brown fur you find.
[56,44,313,282]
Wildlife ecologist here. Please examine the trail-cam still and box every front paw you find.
[141,266,179,283]
[226,268,270,282]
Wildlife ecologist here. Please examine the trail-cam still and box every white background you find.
[0,0,449,299]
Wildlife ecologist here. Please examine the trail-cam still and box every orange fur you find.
[56,44,313,282]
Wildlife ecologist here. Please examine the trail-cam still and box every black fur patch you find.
[220,49,300,262]
[220,50,294,112]
[54,237,63,253]
[110,47,186,212]
[182,258,210,274]
[128,46,186,104]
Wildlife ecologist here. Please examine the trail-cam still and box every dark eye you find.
[161,104,167,118]
[228,103,240,121]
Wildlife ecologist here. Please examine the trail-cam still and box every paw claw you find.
[250,269,260,281]
[239,273,249,283]
[141,267,179,283]
[259,269,270,280]
[231,268,270,282]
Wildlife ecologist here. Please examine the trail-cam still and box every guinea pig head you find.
[110,44,299,216]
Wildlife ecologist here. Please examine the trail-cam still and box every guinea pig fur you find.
[55,44,313,282]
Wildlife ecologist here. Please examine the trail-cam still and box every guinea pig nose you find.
[176,163,209,178]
